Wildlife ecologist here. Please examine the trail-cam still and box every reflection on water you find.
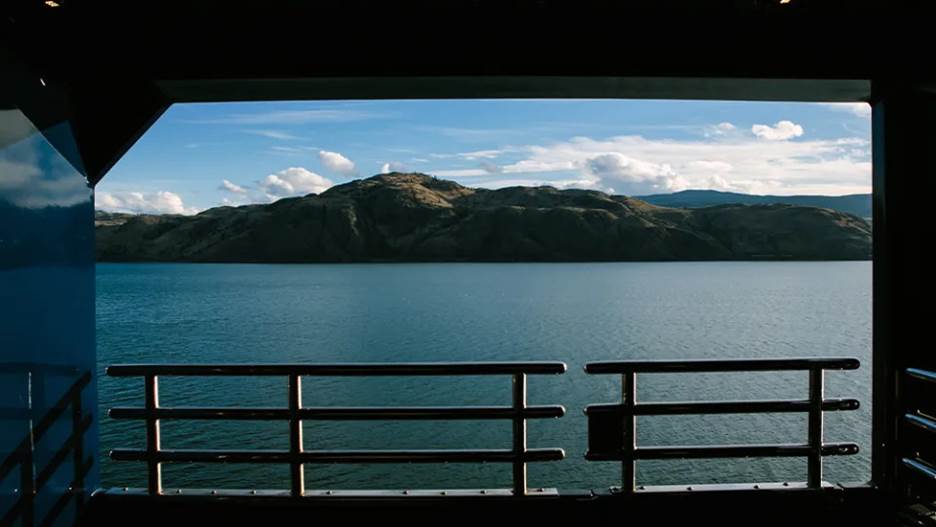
[96,261,871,490]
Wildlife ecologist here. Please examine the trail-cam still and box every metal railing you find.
[583,357,860,493]
[901,367,936,491]
[106,362,567,497]
[0,363,94,527]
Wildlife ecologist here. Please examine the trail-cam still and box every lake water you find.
[96,262,871,491]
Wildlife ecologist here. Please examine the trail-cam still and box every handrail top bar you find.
[584,398,860,415]
[585,357,859,374]
[107,361,567,377]
[907,367,936,384]
[109,404,566,420]
[109,447,566,464]
[904,413,936,433]
[586,442,859,461]
[903,457,936,481]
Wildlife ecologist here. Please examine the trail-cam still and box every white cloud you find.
[706,174,733,190]
[688,160,734,173]
[96,191,198,215]
[431,133,870,196]
[705,122,737,137]
[457,149,504,160]
[244,129,300,140]
[270,145,319,154]
[380,161,408,174]
[219,179,246,193]
[821,102,872,118]
[584,153,688,195]
[429,148,515,161]
[257,167,333,200]
[431,168,492,178]
[751,120,804,141]
[318,150,358,177]
[431,162,502,178]
[480,161,501,174]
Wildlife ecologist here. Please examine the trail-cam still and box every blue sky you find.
[95,99,871,215]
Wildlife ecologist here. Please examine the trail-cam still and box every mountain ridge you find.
[636,189,871,219]
[95,173,872,262]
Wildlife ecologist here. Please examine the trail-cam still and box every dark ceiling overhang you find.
[2,0,932,184]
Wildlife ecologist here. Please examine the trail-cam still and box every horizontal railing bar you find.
[110,407,285,420]
[110,448,565,464]
[905,413,936,434]
[110,405,566,421]
[107,362,567,377]
[635,481,827,493]
[636,443,859,460]
[585,442,858,461]
[585,398,859,416]
[903,457,936,481]
[907,368,936,384]
[585,357,859,374]
[98,487,560,498]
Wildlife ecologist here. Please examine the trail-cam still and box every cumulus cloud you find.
[821,103,872,118]
[219,179,246,193]
[318,150,358,177]
[751,120,804,141]
[257,167,333,200]
[434,132,870,196]
[584,153,688,195]
[96,191,197,215]
[705,122,737,137]
[380,161,408,174]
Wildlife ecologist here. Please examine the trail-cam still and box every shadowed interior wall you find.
[0,107,97,526]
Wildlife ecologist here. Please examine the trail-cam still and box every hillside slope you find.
[96,173,872,262]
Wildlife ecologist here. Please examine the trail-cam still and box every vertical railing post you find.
[288,374,304,497]
[622,371,636,494]
[144,374,162,496]
[808,368,824,488]
[512,372,527,496]
[21,371,36,526]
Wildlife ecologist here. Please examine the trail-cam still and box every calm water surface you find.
[96,262,871,491]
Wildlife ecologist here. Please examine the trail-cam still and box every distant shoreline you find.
[95,258,873,264]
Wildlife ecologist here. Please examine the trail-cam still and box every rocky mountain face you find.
[95,173,872,262]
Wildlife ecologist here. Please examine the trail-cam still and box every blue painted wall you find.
[0,108,97,526]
